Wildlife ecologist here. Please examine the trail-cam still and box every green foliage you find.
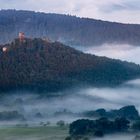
[1,10,140,46]
[57,120,65,127]
[132,120,140,130]
[69,117,130,137]
[0,111,24,121]
[0,126,69,140]
[94,130,104,137]
[83,105,139,120]
[0,38,140,93]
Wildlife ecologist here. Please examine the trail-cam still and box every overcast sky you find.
[0,0,140,24]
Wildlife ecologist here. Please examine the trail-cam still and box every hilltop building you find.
[19,32,25,42]
[2,47,8,52]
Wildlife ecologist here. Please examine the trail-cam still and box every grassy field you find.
[0,126,69,140]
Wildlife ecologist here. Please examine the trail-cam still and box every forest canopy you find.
[0,38,140,92]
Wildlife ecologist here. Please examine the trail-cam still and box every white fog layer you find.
[0,79,140,125]
[76,44,140,64]
[92,134,135,140]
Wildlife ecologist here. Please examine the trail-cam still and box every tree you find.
[69,118,130,137]
[57,120,65,127]
[114,117,130,131]
[132,120,140,130]
[94,130,104,137]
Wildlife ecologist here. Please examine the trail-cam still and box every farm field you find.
[0,126,69,140]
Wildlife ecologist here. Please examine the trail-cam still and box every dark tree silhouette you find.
[0,38,140,93]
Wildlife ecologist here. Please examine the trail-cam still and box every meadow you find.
[0,126,69,140]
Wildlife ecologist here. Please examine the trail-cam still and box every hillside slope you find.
[0,38,140,92]
[0,10,140,46]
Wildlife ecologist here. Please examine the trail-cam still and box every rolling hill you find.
[0,10,140,46]
[0,38,140,92]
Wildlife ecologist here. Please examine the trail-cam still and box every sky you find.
[0,0,140,24]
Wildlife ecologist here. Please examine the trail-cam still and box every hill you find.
[0,10,140,46]
[0,38,140,92]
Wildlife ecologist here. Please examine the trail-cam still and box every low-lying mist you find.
[75,44,140,64]
[92,133,135,140]
[0,79,140,125]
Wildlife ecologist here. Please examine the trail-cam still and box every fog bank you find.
[92,133,135,140]
[0,79,140,125]
[76,44,140,64]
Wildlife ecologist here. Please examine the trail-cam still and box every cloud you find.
[100,0,140,13]
[100,4,126,13]
[0,0,140,23]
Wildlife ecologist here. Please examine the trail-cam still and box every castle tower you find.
[2,47,8,52]
[19,32,25,42]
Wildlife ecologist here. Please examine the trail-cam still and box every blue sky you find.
[0,0,140,24]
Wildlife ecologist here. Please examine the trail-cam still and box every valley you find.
[0,7,140,140]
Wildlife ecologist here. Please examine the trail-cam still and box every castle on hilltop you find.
[1,32,52,53]
[19,32,25,42]
[1,32,25,52]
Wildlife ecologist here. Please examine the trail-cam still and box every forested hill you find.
[1,10,140,46]
[0,38,140,92]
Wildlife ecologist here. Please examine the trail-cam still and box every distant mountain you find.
[0,38,140,92]
[0,10,140,46]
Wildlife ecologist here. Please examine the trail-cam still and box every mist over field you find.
[0,78,140,126]
[92,134,135,140]
[0,79,140,139]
